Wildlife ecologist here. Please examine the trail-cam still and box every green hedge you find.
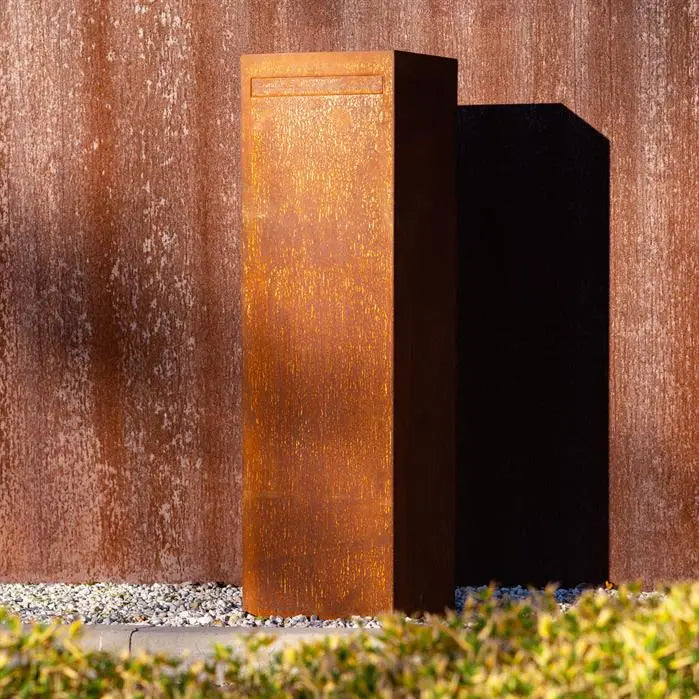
[0,582,696,697]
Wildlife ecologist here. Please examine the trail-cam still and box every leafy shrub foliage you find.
[0,582,696,697]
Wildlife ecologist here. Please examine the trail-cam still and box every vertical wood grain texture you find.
[1,0,696,585]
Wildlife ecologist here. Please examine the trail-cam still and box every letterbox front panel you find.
[241,52,394,617]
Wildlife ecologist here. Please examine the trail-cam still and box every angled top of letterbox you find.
[240,51,456,99]
[240,50,455,62]
[240,51,456,77]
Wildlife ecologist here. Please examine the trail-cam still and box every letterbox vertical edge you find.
[393,51,458,615]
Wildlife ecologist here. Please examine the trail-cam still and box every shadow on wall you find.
[456,104,610,587]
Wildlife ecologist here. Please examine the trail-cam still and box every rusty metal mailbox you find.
[241,51,457,617]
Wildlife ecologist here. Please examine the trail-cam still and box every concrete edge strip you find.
[128,626,381,660]
[18,624,381,660]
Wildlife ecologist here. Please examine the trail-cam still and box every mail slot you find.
[241,50,457,617]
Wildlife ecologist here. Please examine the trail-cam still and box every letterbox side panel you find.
[393,51,458,615]
[241,53,396,617]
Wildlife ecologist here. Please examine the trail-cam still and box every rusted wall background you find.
[1,1,696,584]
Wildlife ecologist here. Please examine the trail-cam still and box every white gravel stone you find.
[0,583,630,628]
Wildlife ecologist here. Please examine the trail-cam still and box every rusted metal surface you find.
[241,51,395,617]
[606,1,698,585]
[0,0,242,582]
[241,51,456,617]
[1,1,696,587]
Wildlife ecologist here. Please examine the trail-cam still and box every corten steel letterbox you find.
[241,51,457,618]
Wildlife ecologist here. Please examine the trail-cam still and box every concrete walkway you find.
[32,624,380,662]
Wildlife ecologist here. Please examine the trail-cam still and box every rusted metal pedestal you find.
[241,51,457,618]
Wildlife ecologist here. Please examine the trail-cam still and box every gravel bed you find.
[0,583,652,628]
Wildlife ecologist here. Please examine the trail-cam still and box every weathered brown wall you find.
[0,0,243,582]
[1,1,696,584]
